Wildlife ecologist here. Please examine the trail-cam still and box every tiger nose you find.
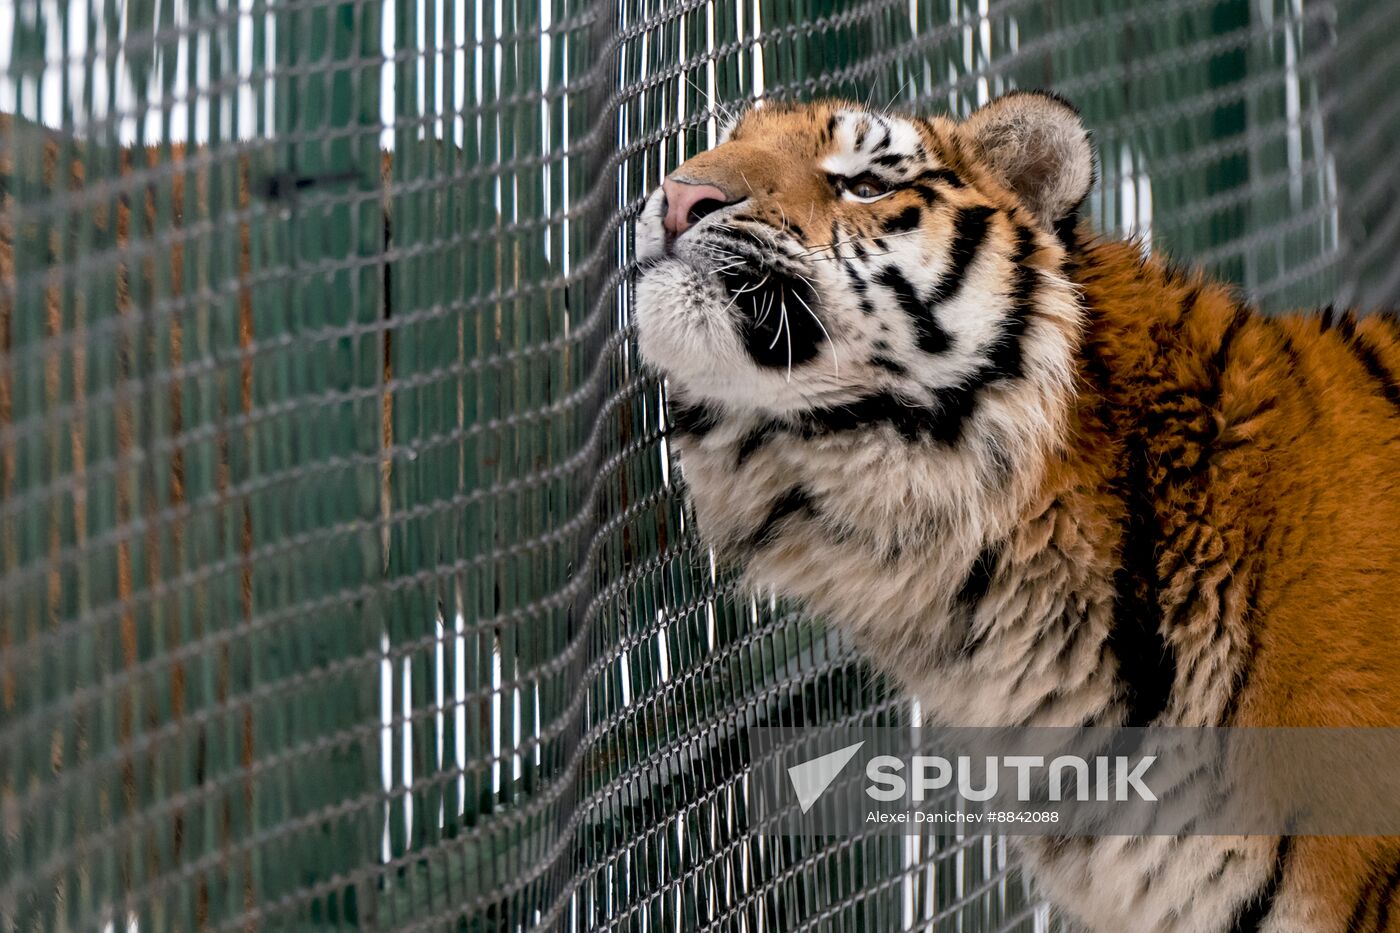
[662,178,740,237]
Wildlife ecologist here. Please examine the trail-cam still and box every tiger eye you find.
[847,174,890,199]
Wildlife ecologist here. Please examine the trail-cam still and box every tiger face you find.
[635,93,1096,567]
[635,92,1093,429]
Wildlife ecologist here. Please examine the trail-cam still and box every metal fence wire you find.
[1,0,1398,929]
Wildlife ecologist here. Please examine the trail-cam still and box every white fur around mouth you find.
[635,186,668,263]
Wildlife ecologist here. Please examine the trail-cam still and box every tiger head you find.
[634,90,1100,590]
[634,91,1093,468]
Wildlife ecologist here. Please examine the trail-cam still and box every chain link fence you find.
[1,0,1397,929]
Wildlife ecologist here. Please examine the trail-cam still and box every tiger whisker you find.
[806,249,900,263]
[783,295,794,382]
[733,273,771,297]
[882,76,915,114]
[706,247,744,260]
[681,74,737,129]
[794,228,922,256]
[790,288,839,376]
[750,280,777,329]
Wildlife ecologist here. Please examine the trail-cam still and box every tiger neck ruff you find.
[634,92,1400,932]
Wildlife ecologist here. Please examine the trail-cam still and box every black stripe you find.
[1318,303,1337,332]
[982,225,1038,382]
[1052,213,1080,252]
[845,265,867,294]
[870,355,908,377]
[1082,299,1258,731]
[927,384,981,445]
[1231,836,1291,933]
[884,204,923,234]
[1338,312,1400,415]
[1379,310,1400,339]
[1209,303,1250,392]
[1104,431,1175,727]
[926,205,994,306]
[1347,867,1377,932]
[1273,320,1307,373]
[914,168,964,189]
[1008,223,1037,264]
[911,184,940,205]
[1206,848,1241,884]
[748,487,814,550]
[877,266,950,355]
[1373,857,1400,932]
[868,116,890,151]
[795,392,925,442]
[956,545,999,606]
[670,400,723,438]
[1178,285,1204,323]
[1347,854,1400,933]
[792,389,974,446]
[955,544,1001,655]
[734,422,777,467]
[872,153,905,168]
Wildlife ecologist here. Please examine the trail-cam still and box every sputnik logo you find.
[786,742,865,813]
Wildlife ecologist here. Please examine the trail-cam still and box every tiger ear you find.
[960,91,1094,224]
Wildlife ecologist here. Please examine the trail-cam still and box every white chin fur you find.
[636,258,854,414]
[636,187,667,263]
[635,260,753,401]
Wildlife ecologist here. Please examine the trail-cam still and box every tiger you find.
[632,90,1400,932]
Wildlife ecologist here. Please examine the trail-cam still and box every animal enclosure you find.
[2,0,1399,929]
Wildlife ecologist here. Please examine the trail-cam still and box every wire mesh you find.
[0,0,1396,930]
